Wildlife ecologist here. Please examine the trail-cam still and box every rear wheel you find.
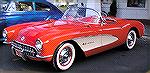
[124,30,137,50]
[52,43,75,71]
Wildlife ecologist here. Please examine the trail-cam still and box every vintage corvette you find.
[3,7,144,71]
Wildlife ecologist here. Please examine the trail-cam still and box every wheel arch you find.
[62,40,86,59]
[130,27,140,38]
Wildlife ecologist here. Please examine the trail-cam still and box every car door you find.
[97,18,123,49]
[34,2,63,21]
[73,23,101,53]
[73,8,103,54]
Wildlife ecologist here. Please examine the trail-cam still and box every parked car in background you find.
[3,7,144,71]
[0,0,63,41]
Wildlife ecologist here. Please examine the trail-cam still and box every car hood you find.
[16,20,82,45]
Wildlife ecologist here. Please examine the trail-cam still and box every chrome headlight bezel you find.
[35,39,43,51]
[2,29,7,40]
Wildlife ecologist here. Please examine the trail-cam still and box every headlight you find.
[3,29,7,40]
[35,39,43,51]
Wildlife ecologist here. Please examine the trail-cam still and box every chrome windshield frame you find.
[61,7,105,25]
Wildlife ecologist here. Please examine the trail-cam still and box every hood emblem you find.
[21,36,25,41]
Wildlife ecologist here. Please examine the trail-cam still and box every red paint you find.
[5,17,144,62]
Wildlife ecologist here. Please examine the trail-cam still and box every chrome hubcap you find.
[59,47,72,66]
[128,32,135,46]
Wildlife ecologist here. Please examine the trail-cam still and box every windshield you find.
[61,7,101,24]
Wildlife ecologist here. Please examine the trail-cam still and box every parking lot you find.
[0,20,150,73]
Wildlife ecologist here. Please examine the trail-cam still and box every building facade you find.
[102,0,150,19]
[52,0,150,19]
[1,0,149,19]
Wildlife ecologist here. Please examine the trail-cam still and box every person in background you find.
[108,0,117,17]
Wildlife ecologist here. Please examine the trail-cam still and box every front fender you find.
[39,31,80,57]
[4,24,29,43]
[127,20,144,37]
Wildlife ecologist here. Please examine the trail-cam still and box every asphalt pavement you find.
[0,19,150,73]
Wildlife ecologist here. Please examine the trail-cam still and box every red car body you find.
[3,7,144,70]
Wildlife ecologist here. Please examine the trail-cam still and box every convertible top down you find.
[3,7,144,71]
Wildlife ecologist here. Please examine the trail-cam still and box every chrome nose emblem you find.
[21,36,25,41]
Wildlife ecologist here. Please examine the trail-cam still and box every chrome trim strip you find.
[103,27,121,31]
[36,55,53,59]
[122,24,130,28]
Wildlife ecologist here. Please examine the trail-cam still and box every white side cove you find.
[101,34,118,47]
[73,34,118,52]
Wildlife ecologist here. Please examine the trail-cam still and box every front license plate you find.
[15,49,22,57]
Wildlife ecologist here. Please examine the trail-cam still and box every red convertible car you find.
[3,7,144,71]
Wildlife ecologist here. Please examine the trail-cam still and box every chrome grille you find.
[11,41,37,57]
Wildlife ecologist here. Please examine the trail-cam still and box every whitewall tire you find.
[125,30,137,50]
[53,43,75,71]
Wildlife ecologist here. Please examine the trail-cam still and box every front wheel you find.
[125,30,137,50]
[52,43,75,71]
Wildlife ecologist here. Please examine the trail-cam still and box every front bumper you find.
[11,41,53,61]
